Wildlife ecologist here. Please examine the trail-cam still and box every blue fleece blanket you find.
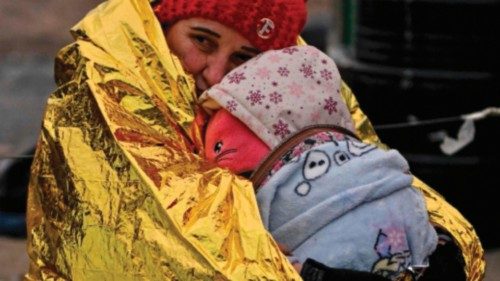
[257,136,437,280]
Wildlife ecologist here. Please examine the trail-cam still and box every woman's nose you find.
[203,54,231,86]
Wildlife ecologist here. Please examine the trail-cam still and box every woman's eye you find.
[191,34,215,52]
[214,141,223,154]
[193,35,207,44]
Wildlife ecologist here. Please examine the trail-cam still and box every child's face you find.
[204,109,270,174]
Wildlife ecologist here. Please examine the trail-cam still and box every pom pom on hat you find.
[154,0,307,51]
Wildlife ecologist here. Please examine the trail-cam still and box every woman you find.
[25,0,484,280]
[153,0,307,97]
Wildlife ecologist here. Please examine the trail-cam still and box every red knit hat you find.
[153,0,307,52]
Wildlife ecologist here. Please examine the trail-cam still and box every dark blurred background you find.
[1,0,499,280]
[0,1,101,280]
[323,0,500,251]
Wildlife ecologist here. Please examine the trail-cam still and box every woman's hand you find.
[292,262,303,274]
[277,243,302,274]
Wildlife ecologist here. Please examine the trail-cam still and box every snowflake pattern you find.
[306,94,316,103]
[310,111,321,122]
[256,67,271,79]
[320,69,333,81]
[226,100,238,112]
[227,72,246,84]
[316,132,334,142]
[300,64,314,78]
[205,46,349,166]
[273,119,291,139]
[323,97,338,114]
[269,92,283,104]
[282,47,299,55]
[268,54,283,63]
[386,228,406,250]
[325,81,336,92]
[246,90,265,106]
[288,82,304,97]
[277,67,290,77]
[309,48,321,58]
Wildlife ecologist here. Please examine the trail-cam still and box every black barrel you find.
[354,0,500,72]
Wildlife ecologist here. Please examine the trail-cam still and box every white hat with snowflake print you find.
[200,45,355,149]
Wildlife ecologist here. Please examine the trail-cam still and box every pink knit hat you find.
[153,0,307,51]
[200,46,355,149]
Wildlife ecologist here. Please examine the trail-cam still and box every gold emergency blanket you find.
[25,0,484,280]
[25,0,299,279]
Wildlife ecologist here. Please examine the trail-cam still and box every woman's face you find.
[165,18,260,96]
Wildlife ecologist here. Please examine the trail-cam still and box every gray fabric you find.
[257,136,438,279]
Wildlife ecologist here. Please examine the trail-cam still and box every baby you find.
[200,46,437,280]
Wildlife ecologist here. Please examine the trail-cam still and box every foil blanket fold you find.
[25,0,485,280]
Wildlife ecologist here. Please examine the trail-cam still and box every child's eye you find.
[231,52,254,66]
[214,141,223,154]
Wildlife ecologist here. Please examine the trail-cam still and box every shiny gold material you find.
[26,0,484,280]
[26,0,299,279]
